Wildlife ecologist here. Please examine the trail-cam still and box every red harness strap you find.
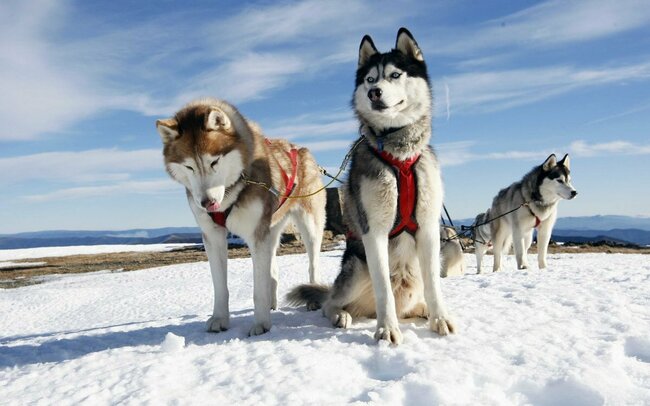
[210,141,298,228]
[210,208,230,228]
[374,149,421,238]
[277,146,299,209]
[527,206,541,228]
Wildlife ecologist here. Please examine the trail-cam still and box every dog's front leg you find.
[512,225,529,270]
[536,211,557,269]
[190,198,230,333]
[362,232,402,345]
[203,225,230,332]
[249,234,273,336]
[417,225,455,336]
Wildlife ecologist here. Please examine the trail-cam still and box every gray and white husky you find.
[472,208,494,274]
[288,28,455,345]
[490,154,577,273]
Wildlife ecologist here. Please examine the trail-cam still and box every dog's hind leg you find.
[291,208,324,285]
[269,216,291,310]
[323,253,373,329]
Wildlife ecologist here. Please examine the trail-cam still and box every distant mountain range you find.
[1,215,649,250]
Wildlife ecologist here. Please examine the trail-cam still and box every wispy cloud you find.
[435,61,650,115]
[23,180,176,202]
[0,148,162,185]
[569,140,650,157]
[300,140,354,152]
[437,138,650,167]
[265,112,357,140]
[432,0,650,56]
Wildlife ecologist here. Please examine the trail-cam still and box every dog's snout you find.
[368,88,382,102]
[201,198,212,208]
[571,190,578,198]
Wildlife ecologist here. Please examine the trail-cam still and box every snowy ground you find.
[1,248,649,405]
[0,243,197,261]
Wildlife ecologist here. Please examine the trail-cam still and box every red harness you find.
[376,149,421,238]
[348,149,420,239]
[210,141,298,228]
[527,206,541,228]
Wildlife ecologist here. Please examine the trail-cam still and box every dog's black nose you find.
[368,88,382,102]
[571,190,578,198]
[201,198,213,208]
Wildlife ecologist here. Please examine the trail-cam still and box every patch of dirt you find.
[0,232,345,288]
[1,233,646,289]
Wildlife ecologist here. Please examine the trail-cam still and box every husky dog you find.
[156,99,326,336]
[490,154,577,272]
[440,226,465,277]
[472,208,493,274]
[288,28,455,345]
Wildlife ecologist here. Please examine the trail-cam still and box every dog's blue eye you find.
[366,77,375,83]
[184,165,194,172]
[390,72,401,79]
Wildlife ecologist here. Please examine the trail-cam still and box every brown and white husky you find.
[156,98,326,336]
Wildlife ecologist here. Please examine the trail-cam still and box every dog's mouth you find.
[371,100,404,111]
[206,201,221,213]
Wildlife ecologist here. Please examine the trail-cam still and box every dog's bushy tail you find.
[286,284,330,307]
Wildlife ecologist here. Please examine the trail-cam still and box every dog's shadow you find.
[0,308,377,368]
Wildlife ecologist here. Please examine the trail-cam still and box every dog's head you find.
[538,154,577,202]
[353,27,432,129]
[156,100,252,213]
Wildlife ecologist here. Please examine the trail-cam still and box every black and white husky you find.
[288,28,455,345]
[490,154,577,273]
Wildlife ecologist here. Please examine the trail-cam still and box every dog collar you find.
[366,126,406,152]
[210,141,299,229]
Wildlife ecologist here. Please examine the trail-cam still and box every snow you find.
[0,261,47,270]
[0,243,198,261]
[1,248,649,405]
[160,332,186,353]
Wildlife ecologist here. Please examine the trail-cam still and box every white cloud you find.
[266,118,357,140]
[0,148,163,185]
[300,140,353,152]
[436,61,650,115]
[23,180,177,202]
[437,138,650,167]
[433,0,650,55]
[569,140,650,157]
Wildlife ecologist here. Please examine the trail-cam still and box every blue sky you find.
[1,0,650,233]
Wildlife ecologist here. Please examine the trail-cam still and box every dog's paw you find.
[206,315,229,332]
[248,321,271,337]
[374,324,403,345]
[306,301,322,311]
[538,260,547,269]
[331,310,352,328]
[430,317,456,336]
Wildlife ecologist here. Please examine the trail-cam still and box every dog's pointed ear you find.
[359,35,379,67]
[542,154,557,171]
[156,118,179,144]
[558,153,570,170]
[395,27,423,61]
[206,108,231,132]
